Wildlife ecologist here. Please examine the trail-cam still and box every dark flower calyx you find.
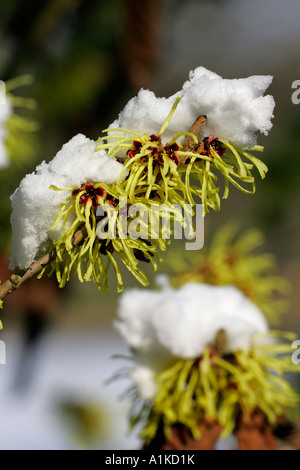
[197,136,226,158]
[72,183,105,208]
[126,140,143,159]
[126,135,180,166]
[164,142,180,165]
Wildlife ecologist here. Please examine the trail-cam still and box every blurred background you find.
[0,0,299,449]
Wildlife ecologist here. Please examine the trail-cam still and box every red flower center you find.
[198,136,226,158]
[73,183,106,208]
[126,135,180,166]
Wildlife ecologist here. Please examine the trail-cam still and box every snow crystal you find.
[10,134,125,270]
[109,66,274,149]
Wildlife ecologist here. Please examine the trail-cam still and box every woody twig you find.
[0,226,87,302]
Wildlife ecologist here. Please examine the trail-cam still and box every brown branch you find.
[144,420,223,451]
[275,416,300,450]
[178,115,207,165]
[235,409,277,450]
[0,226,87,302]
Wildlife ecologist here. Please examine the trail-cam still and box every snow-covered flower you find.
[10,134,124,269]
[10,134,167,292]
[96,66,274,214]
[8,66,275,294]
[116,279,268,376]
[110,67,274,149]
[115,279,298,444]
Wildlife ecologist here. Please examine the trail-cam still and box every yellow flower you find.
[96,97,268,215]
[127,331,299,445]
[39,182,171,293]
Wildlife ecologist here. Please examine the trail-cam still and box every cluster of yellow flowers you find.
[41,98,268,292]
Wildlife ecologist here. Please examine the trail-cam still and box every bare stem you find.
[0,226,87,302]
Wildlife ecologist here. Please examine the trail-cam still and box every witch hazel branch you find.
[1,67,274,318]
[3,66,298,452]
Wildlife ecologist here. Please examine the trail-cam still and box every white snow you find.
[115,278,269,399]
[130,366,157,402]
[109,66,274,149]
[10,134,125,270]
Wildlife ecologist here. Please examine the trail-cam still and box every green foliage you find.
[167,223,290,324]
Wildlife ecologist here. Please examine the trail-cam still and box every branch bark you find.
[0,226,87,302]
[235,409,277,450]
[144,420,223,451]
